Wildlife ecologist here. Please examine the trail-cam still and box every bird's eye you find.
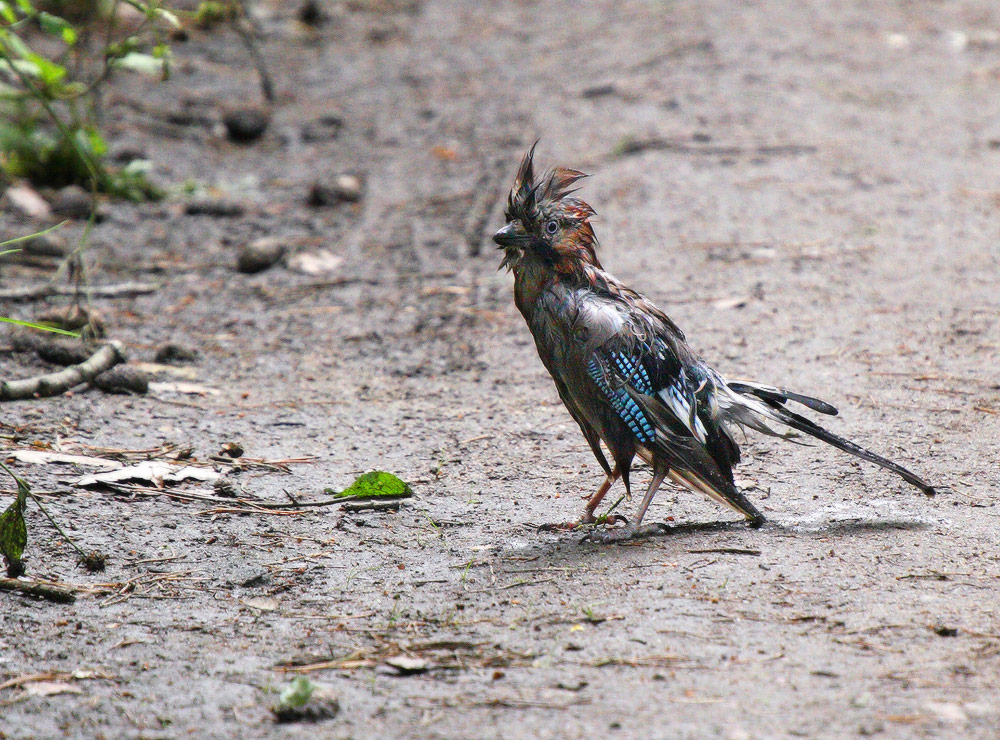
[545,220,559,235]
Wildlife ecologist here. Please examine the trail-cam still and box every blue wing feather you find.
[587,356,656,443]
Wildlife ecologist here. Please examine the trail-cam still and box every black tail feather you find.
[728,381,839,416]
[765,404,935,496]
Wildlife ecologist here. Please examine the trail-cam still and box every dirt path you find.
[2,1,999,738]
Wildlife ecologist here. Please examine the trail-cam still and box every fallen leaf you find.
[244,597,279,612]
[383,656,429,674]
[148,381,221,396]
[8,450,123,470]
[132,362,200,380]
[286,250,343,275]
[26,681,83,697]
[712,295,750,310]
[76,462,221,488]
[5,185,53,220]
[431,145,457,161]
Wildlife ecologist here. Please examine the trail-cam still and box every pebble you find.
[307,174,364,206]
[300,114,343,142]
[4,185,53,220]
[22,232,68,258]
[154,343,198,364]
[93,365,149,395]
[222,106,270,143]
[50,185,94,219]
[237,237,286,273]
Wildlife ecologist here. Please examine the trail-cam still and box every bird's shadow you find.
[503,516,932,565]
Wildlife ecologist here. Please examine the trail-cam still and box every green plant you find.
[0,0,178,199]
[0,225,80,335]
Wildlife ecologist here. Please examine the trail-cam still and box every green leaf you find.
[14,0,32,14]
[0,317,80,336]
[0,3,17,23]
[0,221,67,249]
[26,51,67,86]
[278,678,316,710]
[325,471,413,500]
[0,469,28,566]
[111,51,166,77]
[37,12,77,46]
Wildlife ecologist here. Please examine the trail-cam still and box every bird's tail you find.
[723,379,936,496]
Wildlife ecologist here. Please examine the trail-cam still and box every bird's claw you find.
[582,522,668,544]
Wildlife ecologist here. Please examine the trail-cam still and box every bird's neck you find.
[512,257,553,320]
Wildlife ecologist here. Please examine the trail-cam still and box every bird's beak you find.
[492,222,524,248]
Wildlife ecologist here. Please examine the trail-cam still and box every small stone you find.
[4,185,53,220]
[300,114,343,142]
[21,232,68,258]
[93,365,149,395]
[933,625,959,637]
[237,237,286,273]
[185,198,245,217]
[307,174,364,206]
[222,106,270,143]
[220,442,244,458]
[298,0,324,25]
[154,343,198,364]
[35,340,92,367]
[50,185,94,219]
[213,478,239,498]
[286,249,343,275]
[925,701,967,723]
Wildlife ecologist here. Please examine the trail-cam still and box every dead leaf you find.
[383,656,429,675]
[244,597,280,612]
[712,295,750,310]
[76,462,221,488]
[26,681,83,697]
[286,250,343,276]
[5,185,53,220]
[132,362,200,380]
[7,450,123,470]
[148,381,221,396]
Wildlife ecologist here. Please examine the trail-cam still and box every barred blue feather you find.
[587,356,656,443]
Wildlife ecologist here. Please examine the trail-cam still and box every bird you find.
[492,144,935,542]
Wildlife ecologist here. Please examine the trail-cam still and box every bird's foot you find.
[582,522,668,544]
[538,514,597,532]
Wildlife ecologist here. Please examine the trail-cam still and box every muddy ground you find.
[2,1,1000,738]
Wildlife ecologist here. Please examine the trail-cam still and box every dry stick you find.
[0,577,76,604]
[0,282,159,303]
[233,0,275,103]
[0,341,125,401]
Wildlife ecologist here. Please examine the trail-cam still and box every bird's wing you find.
[582,294,743,499]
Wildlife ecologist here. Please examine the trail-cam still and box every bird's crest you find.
[502,143,600,273]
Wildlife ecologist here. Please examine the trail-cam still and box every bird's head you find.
[493,143,600,274]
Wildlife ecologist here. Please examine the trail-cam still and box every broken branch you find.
[1,341,126,401]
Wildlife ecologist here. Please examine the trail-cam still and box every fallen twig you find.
[0,577,76,603]
[233,0,275,102]
[1,341,126,401]
[686,547,761,556]
[0,282,159,302]
[615,137,816,158]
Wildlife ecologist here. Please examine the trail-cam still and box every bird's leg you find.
[585,467,668,544]
[539,467,620,532]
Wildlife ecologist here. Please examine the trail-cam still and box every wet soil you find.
[2,1,1000,738]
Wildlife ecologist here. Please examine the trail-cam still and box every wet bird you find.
[493,144,935,542]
